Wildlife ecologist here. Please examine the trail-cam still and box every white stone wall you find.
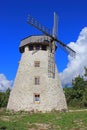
[7,45,67,112]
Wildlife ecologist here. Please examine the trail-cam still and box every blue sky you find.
[0,0,87,90]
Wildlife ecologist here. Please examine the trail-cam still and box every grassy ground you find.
[0,108,87,130]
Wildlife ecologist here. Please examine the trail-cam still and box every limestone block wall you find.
[7,45,67,112]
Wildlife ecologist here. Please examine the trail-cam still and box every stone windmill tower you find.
[7,13,75,112]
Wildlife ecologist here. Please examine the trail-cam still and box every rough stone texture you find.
[7,36,67,112]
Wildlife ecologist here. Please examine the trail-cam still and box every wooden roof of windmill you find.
[19,35,51,52]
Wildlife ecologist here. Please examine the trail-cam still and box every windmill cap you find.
[19,35,51,52]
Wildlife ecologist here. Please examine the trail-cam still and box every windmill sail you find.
[27,14,76,57]
[52,12,58,38]
[27,15,52,36]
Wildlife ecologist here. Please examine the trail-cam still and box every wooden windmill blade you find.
[52,12,58,38]
[27,13,76,57]
[54,38,76,57]
[27,15,52,36]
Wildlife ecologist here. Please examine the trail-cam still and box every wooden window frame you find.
[34,61,40,67]
[35,77,40,85]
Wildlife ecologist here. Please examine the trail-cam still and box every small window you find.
[35,77,40,85]
[29,45,33,51]
[35,45,40,50]
[42,45,47,50]
[34,61,40,67]
[34,94,40,103]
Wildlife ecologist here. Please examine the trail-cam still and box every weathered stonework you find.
[7,35,67,112]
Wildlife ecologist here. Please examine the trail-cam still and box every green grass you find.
[0,108,87,130]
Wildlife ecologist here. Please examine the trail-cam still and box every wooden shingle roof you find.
[20,35,51,48]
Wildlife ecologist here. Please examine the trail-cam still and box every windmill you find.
[7,13,75,112]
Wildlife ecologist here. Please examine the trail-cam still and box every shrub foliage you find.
[0,88,10,108]
[64,67,87,108]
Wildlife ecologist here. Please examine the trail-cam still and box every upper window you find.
[29,45,33,51]
[35,45,40,50]
[35,77,40,85]
[34,61,40,67]
[42,45,47,50]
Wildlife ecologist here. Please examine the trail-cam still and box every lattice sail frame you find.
[27,13,76,57]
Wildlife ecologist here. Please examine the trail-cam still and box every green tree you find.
[72,75,85,91]
[0,88,10,108]
[84,66,87,77]
[64,67,87,108]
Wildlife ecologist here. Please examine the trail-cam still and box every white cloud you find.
[0,74,13,92]
[60,27,87,86]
